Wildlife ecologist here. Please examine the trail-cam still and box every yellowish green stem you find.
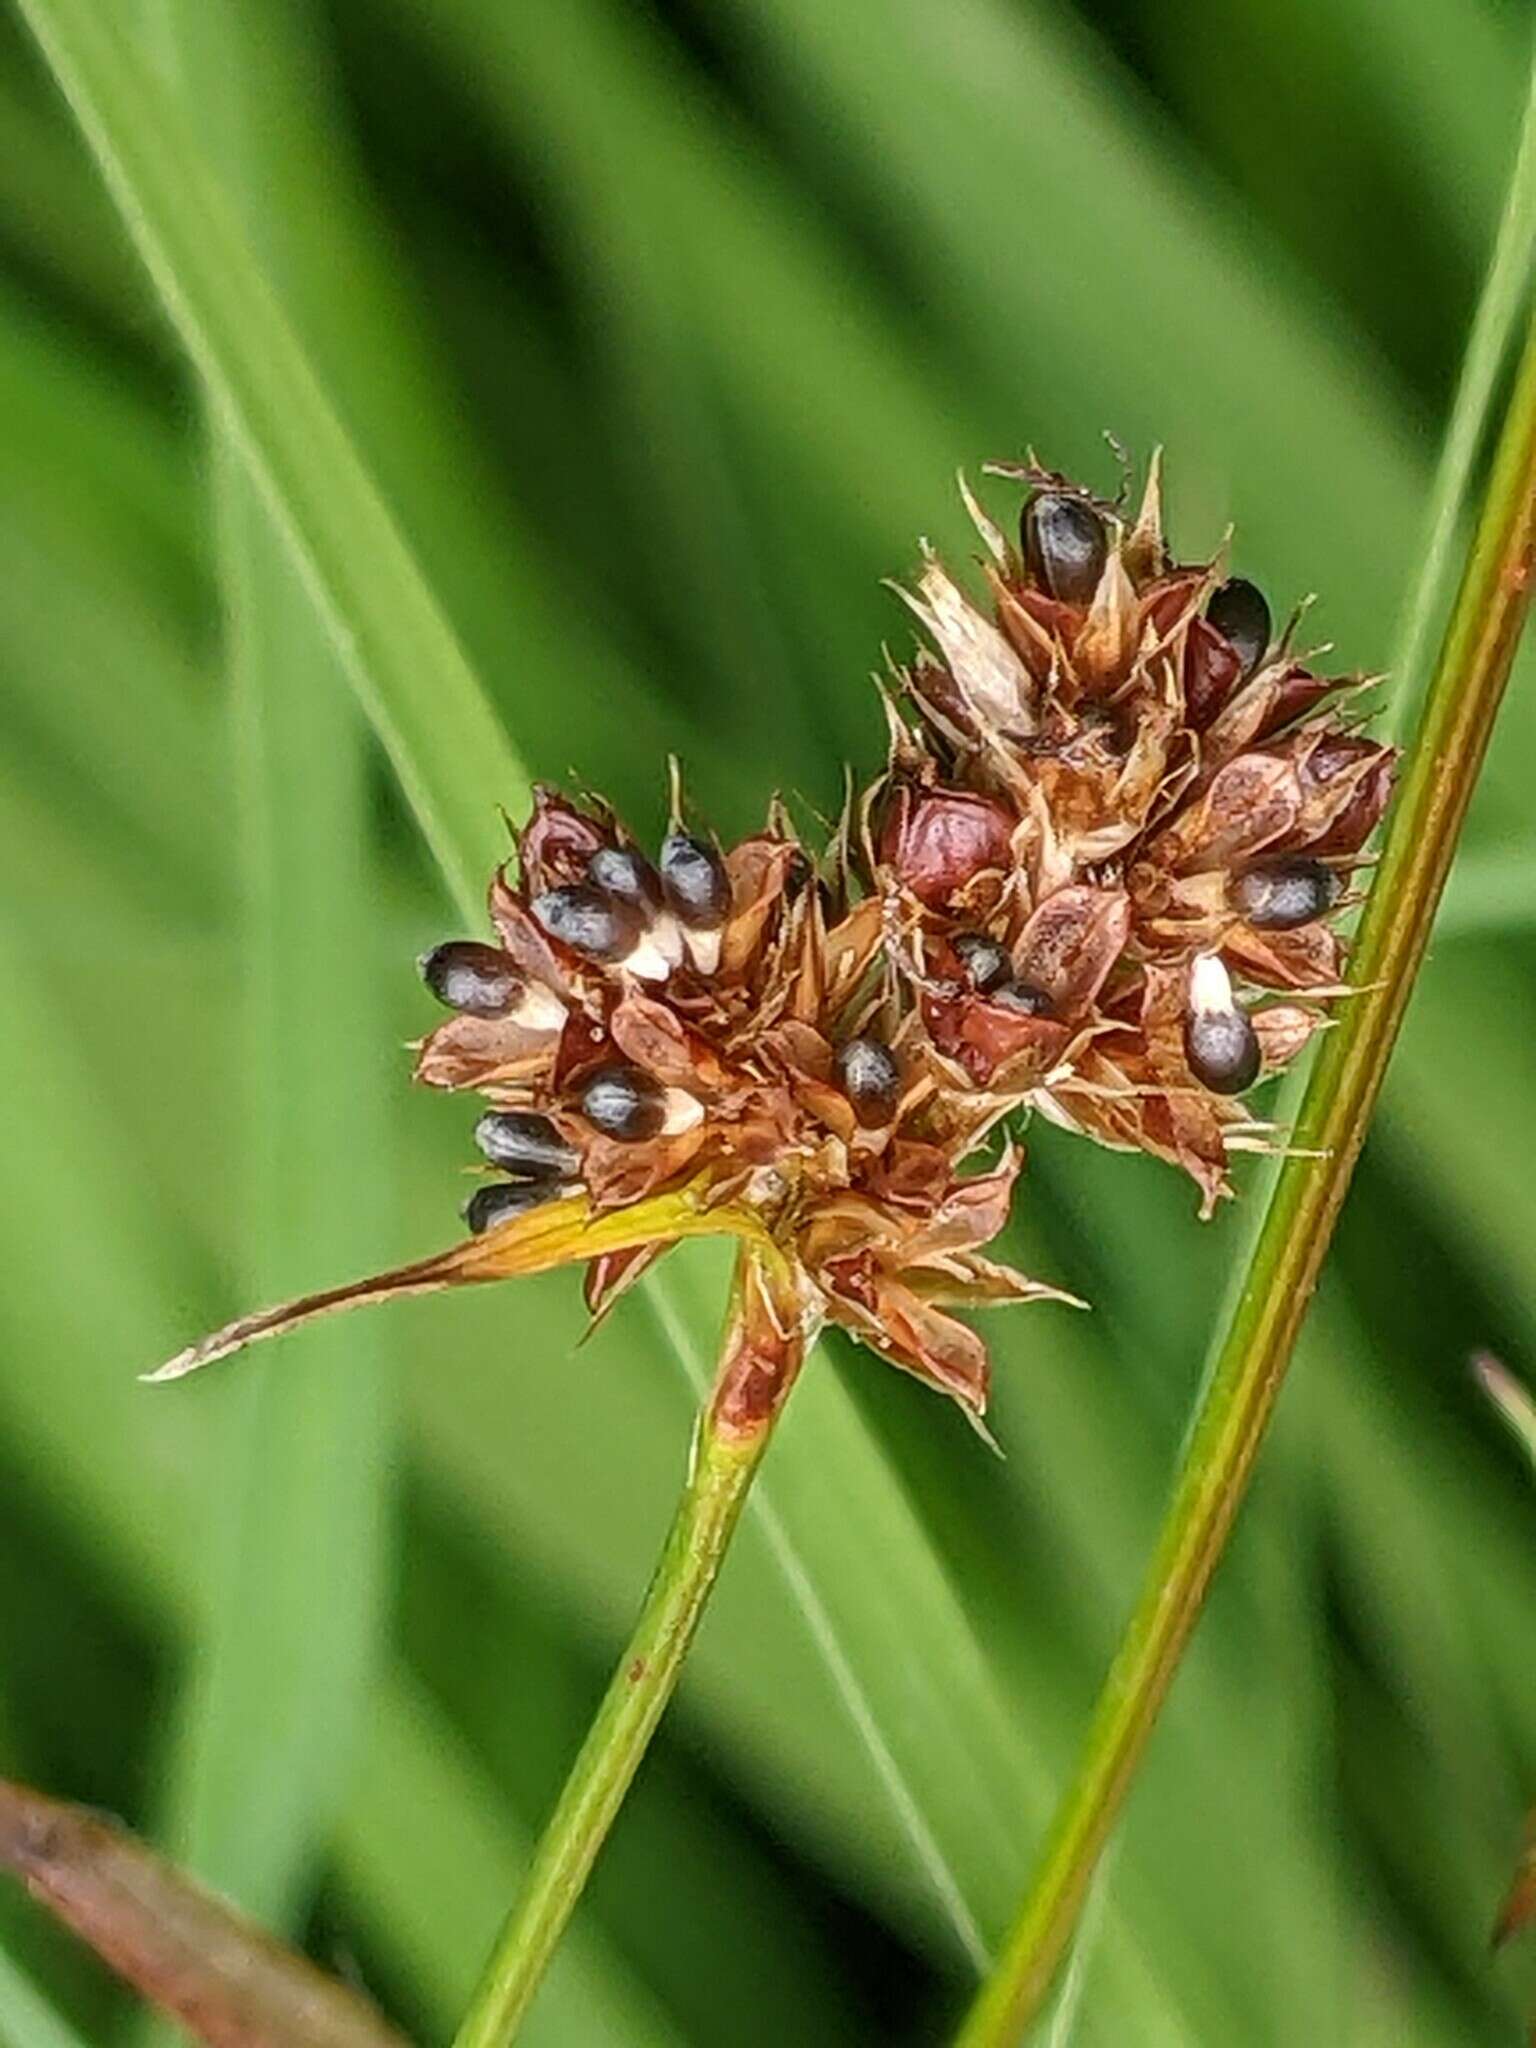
[957,314,1536,2047]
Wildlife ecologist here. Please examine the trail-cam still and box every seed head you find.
[154,446,1390,1423]
[878,451,1395,1212]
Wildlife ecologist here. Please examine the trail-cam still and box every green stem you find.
[451,1251,802,2048]
[957,315,1536,2048]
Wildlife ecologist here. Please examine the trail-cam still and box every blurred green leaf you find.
[5,0,1536,2041]
[0,1944,91,2048]
[128,0,395,1979]
[14,0,526,921]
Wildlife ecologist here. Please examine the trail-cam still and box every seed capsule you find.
[464,1180,560,1236]
[419,941,519,1016]
[588,845,663,913]
[659,833,731,928]
[532,883,645,966]
[1183,953,1261,1095]
[1230,857,1339,931]
[835,1036,902,1128]
[580,1063,667,1142]
[951,930,1013,994]
[1206,577,1271,679]
[991,979,1054,1016]
[589,845,685,973]
[1021,491,1108,606]
[473,1111,580,1181]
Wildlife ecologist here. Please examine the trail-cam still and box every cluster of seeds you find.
[405,452,1394,1408]
[158,452,1394,1419]
[873,459,1393,1212]
[421,829,749,1235]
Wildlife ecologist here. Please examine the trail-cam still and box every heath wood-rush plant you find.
[5,0,1536,2040]
[146,456,1399,2040]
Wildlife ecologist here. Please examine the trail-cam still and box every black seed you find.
[419,940,519,1016]
[473,1111,580,1181]
[659,833,731,929]
[532,884,641,962]
[991,979,1055,1016]
[835,1036,901,1128]
[1206,577,1271,678]
[1021,492,1108,606]
[580,1063,667,1142]
[464,1181,558,1235]
[1184,1006,1261,1095]
[1230,857,1339,931]
[952,930,1013,994]
[588,845,663,914]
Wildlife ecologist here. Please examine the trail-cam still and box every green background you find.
[2,0,1535,2042]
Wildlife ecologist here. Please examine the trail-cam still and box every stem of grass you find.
[956,310,1536,2047]
[450,1247,804,2048]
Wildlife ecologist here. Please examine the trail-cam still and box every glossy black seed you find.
[1206,577,1272,679]
[588,845,663,914]
[464,1180,558,1236]
[580,1063,667,1142]
[1184,1007,1261,1095]
[473,1111,580,1181]
[952,930,1013,994]
[532,884,641,962]
[419,941,519,1017]
[991,979,1055,1017]
[835,1036,901,1128]
[1021,492,1107,606]
[659,833,731,929]
[1230,857,1339,931]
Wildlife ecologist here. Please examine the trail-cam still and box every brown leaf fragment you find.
[0,1779,410,2048]
[1494,1810,1536,1952]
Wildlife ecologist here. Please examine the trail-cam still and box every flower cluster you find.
[156,455,1393,1423]
[877,457,1393,1212]
[412,780,1066,1421]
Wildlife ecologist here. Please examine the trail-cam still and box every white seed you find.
[512,981,569,1034]
[1188,951,1236,1019]
[619,933,675,983]
[1184,952,1260,1095]
[659,1087,705,1136]
[683,925,723,975]
[650,910,686,968]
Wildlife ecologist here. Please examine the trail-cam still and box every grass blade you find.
[122,4,396,1974]
[0,1943,91,2048]
[1387,57,1536,725]
[958,304,1536,2045]
[13,0,526,922]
